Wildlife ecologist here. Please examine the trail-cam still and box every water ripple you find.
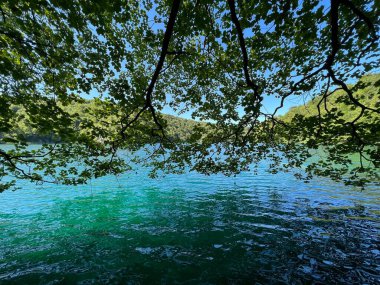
[0,168,379,284]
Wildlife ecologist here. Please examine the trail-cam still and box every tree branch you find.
[119,0,181,139]
[146,0,181,110]
[227,0,260,100]
[324,0,340,69]
[340,0,378,38]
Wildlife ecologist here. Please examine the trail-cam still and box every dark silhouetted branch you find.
[227,0,260,100]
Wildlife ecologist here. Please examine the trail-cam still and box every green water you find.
[0,165,379,284]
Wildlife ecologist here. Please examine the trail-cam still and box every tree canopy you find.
[0,0,379,191]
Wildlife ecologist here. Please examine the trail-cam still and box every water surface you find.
[0,165,379,284]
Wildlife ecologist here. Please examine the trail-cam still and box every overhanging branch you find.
[227,0,260,101]
[145,0,181,131]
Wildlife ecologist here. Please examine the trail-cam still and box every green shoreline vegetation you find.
[2,73,379,144]
[1,103,203,144]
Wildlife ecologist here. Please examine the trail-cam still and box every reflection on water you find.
[0,167,379,284]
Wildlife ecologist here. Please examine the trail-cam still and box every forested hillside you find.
[1,101,201,143]
[2,74,379,144]
[281,74,380,123]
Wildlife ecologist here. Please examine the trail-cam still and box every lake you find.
[0,161,379,284]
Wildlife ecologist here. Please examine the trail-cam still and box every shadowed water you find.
[0,165,379,284]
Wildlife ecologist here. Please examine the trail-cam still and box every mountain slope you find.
[281,73,380,123]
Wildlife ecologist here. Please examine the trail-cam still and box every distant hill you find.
[1,100,202,144]
[280,73,380,123]
[2,74,379,144]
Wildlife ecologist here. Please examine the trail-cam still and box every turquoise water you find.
[0,164,379,284]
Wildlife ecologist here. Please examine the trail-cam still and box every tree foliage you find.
[0,0,379,191]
